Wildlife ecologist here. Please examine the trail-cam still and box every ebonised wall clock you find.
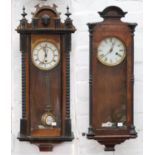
[16,4,76,151]
[87,6,137,151]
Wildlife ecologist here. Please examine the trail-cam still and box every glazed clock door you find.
[30,35,62,137]
[94,35,127,129]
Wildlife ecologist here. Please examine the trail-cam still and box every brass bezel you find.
[97,37,126,67]
[31,39,60,71]
[41,112,56,127]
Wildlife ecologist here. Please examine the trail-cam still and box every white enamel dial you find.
[32,41,60,70]
[46,115,54,126]
[97,37,126,66]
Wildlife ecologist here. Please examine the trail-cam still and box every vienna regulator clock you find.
[87,6,137,151]
[16,4,76,151]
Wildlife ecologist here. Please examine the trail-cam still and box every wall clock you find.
[87,6,137,151]
[16,4,76,151]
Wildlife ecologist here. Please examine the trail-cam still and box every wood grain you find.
[30,34,62,136]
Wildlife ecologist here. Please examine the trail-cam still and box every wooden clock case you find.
[87,6,137,151]
[16,4,76,151]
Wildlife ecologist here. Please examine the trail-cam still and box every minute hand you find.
[43,46,48,63]
[104,42,115,56]
[110,41,115,52]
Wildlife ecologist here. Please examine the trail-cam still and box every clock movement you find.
[87,6,137,151]
[16,4,76,151]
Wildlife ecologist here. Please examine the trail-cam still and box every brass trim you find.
[41,112,56,127]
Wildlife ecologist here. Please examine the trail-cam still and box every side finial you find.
[20,6,28,28]
[21,6,27,19]
[65,6,73,28]
[65,6,71,18]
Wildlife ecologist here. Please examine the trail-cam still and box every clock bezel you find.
[41,112,56,127]
[31,39,60,71]
[97,36,127,67]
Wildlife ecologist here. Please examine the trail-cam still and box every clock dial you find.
[41,112,56,127]
[46,115,54,126]
[97,37,126,66]
[32,41,60,70]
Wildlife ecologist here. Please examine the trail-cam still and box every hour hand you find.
[116,52,122,57]
[103,50,113,58]
[43,45,48,57]
[104,50,111,56]
[45,49,48,58]
[39,61,44,65]
[44,54,48,63]
[109,42,115,52]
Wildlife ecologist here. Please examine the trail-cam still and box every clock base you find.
[87,133,137,151]
[37,143,53,152]
[18,133,74,151]
[104,145,115,151]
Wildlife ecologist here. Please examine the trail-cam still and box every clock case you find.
[16,4,76,151]
[87,6,137,151]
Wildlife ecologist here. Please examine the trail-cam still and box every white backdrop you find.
[12,0,143,155]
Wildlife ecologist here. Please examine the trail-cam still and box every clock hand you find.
[104,42,116,56]
[44,44,48,58]
[42,49,46,63]
[43,44,48,63]
[104,51,110,57]
[104,47,114,56]
[116,52,122,57]
[109,41,115,53]
[45,49,48,60]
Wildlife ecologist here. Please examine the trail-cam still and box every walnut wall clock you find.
[16,4,76,151]
[87,6,137,151]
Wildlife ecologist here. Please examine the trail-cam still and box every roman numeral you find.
[34,58,38,61]
[104,57,108,61]
[98,49,102,52]
[105,39,108,43]
[40,44,43,48]
[39,62,44,65]
[99,54,105,58]
[116,52,122,57]
[54,54,58,57]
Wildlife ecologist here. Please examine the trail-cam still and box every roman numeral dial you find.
[32,41,60,70]
[97,37,126,66]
